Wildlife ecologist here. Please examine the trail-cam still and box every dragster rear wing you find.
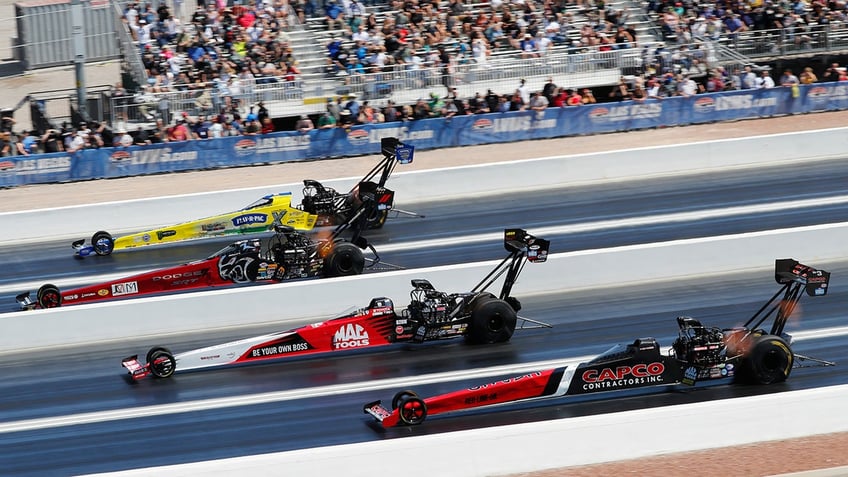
[775,259,831,297]
[745,259,831,337]
[504,228,550,263]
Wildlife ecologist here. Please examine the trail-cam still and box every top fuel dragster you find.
[364,259,834,427]
[17,182,393,310]
[72,138,415,257]
[121,228,551,381]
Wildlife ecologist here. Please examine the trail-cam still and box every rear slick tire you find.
[744,335,793,385]
[466,297,518,344]
[323,242,365,277]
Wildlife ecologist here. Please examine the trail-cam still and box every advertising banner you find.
[2,83,844,188]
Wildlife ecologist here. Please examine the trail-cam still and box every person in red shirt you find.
[566,89,583,106]
[552,88,568,107]
[168,119,190,141]
[261,117,275,134]
[237,8,256,28]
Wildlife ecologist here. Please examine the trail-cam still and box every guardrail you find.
[2,126,846,244]
[2,221,847,353]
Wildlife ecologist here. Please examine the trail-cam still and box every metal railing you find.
[716,24,848,60]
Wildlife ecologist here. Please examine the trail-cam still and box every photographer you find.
[40,129,64,153]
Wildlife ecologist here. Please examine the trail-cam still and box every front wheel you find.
[466,297,518,345]
[37,284,62,308]
[742,335,793,385]
[397,395,427,426]
[323,242,365,277]
[147,346,176,379]
[91,231,114,256]
[391,390,419,410]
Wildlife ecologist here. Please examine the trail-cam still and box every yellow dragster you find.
[73,193,318,257]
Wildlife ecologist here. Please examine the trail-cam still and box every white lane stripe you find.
[3,325,847,434]
[377,194,848,253]
[4,195,847,295]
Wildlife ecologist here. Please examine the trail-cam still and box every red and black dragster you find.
[122,228,551,380]
[17,182,394,310]
[365,259,835,427]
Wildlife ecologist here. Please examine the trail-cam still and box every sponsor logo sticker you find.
[231,213,267,226]
[333,323,370,349]
[472,118,493,130]
[97,289,109,296]
[347,129,369,145]
[111,281,139,297]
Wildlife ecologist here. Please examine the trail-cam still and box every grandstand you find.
[11,0,848,133]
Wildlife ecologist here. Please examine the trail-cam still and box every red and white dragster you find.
[122,228,551,381]
[364,259,835,427]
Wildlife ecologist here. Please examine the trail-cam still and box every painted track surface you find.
[3,113,848,475]
[2,158,848,312]
[1,261,846,476]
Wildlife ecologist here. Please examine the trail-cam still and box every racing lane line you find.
[3,325,847,435]
[2,195,847,296]
[373,194,848,252]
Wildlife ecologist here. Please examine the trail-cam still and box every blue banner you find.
[2,83,846,188]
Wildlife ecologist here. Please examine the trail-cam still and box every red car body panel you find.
[60,259,227,306]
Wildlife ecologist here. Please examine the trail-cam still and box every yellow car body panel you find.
[112,193,318,251]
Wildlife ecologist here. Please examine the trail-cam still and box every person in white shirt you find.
[756,70,775,89]
[117,128,133,147]
[208,117,224,138]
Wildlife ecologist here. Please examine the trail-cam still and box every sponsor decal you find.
[152,270,207,281]
[249,340,310,357]
[249,136,311,154]
[200,355,221,360]
[472,118,493,130]
[231,213,268,227]
[14,156,71,175]
[347,129,370,145]
[589,104,662,123]
[234,139,257,156]
[142,234,151,242]
[64,294,79,301]
[97,289,109,296]
[111,281,139,297]
[469,371,543,391]
[808,86,828,98]
[395,325,404,334]
[333,323,370,349]
[363,127,433,143]
[682,366,698,385]
[589,107,610,120]
[693,96,715,113]
[580,362,665,390]
[156,230,177,240]
[81,292,97,298]
[201,222,227,232]
[713,95,778,111]
[271,210,287,226]
[110,150,131,161]
[491,116,556,132]
[111,148,198,165]
[0,160,15,171]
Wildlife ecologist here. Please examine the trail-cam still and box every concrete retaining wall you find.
[3,222,846,353]
[2,128,846,244]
